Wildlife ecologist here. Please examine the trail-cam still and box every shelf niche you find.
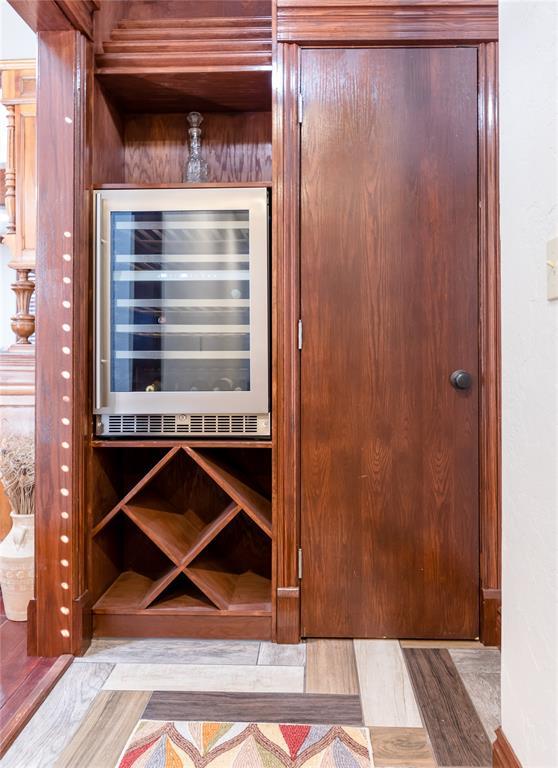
[93,84,272,188]
[90,446,272,638]
[92,5,272,188]
[94,5,272,114]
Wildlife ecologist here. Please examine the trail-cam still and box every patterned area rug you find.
[116,721,373,767]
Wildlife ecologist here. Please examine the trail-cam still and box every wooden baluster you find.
[9,267,35,345]
[4,104,16,236]
[1,64,37,349]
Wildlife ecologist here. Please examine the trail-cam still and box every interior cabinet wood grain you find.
[124,112,271,184]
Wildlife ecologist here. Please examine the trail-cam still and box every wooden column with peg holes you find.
[33,29,92,656]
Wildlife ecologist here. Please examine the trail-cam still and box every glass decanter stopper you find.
[184,111,208,182]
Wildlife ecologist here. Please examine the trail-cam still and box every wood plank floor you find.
[55,691,150,768]
[0,596,72,757]
[144,691,363,724]
[354,640,422,727]
[102,661,305,693]
[370,727,436,768]
[403,648,493,767]
[2,638,500,768]
[2,662,113,768]
[449,649,501,742]
[305,639,360,694]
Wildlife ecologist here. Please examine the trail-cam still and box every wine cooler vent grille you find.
[98,414,270,437]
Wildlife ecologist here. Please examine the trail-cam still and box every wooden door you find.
[300,48,480,638]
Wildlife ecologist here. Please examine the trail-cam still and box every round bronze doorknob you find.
[450,370,473,390]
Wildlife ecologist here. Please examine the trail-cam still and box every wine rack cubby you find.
[90,445,272,638]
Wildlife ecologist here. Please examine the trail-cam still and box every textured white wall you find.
[500,1,558,766]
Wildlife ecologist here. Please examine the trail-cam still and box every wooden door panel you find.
[300,48,479,638]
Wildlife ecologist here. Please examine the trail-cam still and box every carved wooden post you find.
[4,104,16,236]
[0,61,37,350]
[10,268,35,344]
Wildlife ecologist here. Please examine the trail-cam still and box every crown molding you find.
[7,0,94,39]
[276,1,498,43]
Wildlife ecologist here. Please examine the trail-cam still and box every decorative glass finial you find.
[184,111,208,182]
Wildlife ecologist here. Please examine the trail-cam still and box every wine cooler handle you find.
[95,195,107,411]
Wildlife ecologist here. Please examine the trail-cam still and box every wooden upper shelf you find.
[96,15,272,113]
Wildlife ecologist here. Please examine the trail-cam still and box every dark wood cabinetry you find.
[299,46,480,638]
[18,0,500,655]
[273,1,501,645]
[89,444,272,638]
[86,3,274,641]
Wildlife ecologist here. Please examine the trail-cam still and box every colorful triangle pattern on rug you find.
[116,721,373,767]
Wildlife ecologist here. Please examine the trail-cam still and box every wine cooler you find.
[93,187,270,437]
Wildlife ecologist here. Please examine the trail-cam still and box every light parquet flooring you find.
[400,640,486,649]
[305,639,360,694]
[449,649,501,742]
[54,691,150,768]
[1,663,113,768]
[355,640,423,727]
[143,691,363,724]
[77,637,261,666]
[403,648,493,767]
[102,661,305,693]
[370,726,436,767]
[2,638,500,768]
[0,597,72,758]
[258,641,306,666]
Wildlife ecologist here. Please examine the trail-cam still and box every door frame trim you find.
[478,41,502,646]
[273,41,302,642]
[274,40,501,645]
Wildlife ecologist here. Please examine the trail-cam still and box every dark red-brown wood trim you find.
[35,29,92,656]
[493,728,523,768]
[481,587,501,647]
[7,0,95,37]
[8,0,73,31]
[273,41,301,643]
[93,613,272,640]
[275,37,501,643]
[55,1,96,39]
[478,41,501,645]
[276,1,498,43]
[0,654,73,757]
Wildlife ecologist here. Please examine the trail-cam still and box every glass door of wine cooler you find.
[94,188,269,418]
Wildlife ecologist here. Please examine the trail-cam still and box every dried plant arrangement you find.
[0,432,35,517]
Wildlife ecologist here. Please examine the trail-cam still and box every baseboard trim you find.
[276,586,300,644]
[72,590,92,656]
[26,597,37,656]
[493,728,522,768]
[481,587,501,646]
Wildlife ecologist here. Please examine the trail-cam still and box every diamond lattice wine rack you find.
[90,445,272,638]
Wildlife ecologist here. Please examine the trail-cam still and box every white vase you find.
[0,512,34,621]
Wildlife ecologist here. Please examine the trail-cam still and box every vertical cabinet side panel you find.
[273,41,301,643]
[478,41,501,646]
[35,30,92,656]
